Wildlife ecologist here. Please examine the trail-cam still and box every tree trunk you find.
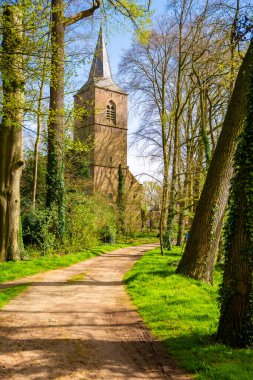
[32,35,49,209]
[159,114,170,255]
[176,170,187,247]
[0,5,24,261]
[176,41,253,283]
[46,0,65,240]
[216,55,253,347]
[117,164,125,235]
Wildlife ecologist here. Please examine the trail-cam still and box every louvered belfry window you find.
[106,100,116,124]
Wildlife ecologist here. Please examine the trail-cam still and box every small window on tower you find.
[106,100,116,125]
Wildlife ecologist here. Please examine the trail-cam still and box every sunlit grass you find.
[124,247,253,380]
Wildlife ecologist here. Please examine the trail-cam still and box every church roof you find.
[77,27,126,95]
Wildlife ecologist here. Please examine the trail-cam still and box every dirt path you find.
[0,244,188,380]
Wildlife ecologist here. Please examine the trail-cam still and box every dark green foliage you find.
[65,150,91,179]
[99,226,115,244]
[22,212,43,246]
[73,162,90,178]
[22,209,57,255]
[46,149,65,242]
[217,50,253,348]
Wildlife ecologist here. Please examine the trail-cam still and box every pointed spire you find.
[77,26,126,95]
[89,26,112,80]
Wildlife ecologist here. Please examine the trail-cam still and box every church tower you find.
[74,27,129,201]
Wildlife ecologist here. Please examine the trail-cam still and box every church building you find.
[74,27,142,230]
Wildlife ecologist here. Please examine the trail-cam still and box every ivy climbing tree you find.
[216,44,253,348]
[117,164,125,235]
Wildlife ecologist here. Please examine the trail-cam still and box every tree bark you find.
[46,0,65,240]
[216,52,253,347]
[176,41,253,283]
[0,5,24,261]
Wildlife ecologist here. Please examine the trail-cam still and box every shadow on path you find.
[0,335,184,379]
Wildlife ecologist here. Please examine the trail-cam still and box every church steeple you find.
[89,27,112,80]
[77,27,126,94]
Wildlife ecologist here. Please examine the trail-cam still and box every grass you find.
[0,237,158,310]
[0,285,28,309]
[124,247,253,380]
[67,272,86,282]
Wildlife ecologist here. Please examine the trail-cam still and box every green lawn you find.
[0,237,158,310]
[124,247,253,380]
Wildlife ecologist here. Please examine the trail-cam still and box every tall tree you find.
[166,0,195,249]
[119,20,176,254]
[176,40,253,283]
[216,47,253,347]
[0,5,24,261]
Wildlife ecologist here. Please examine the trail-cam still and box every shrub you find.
[66,192,116,250]
[22,208,57,255]
[99,226,115,244]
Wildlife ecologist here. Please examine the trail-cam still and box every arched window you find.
[106,100,116,124]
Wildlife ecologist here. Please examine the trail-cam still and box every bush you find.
[66,192,116,250]
[22,208,57,255]
[99,226,115,244]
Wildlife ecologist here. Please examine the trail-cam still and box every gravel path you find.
[0,244,189,380]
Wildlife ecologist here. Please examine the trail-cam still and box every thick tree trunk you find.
[0,6,24,261]
[217,55,253,347]
[176,41,253,283]
[46,0,65,240]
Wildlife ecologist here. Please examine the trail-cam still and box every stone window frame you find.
[106,100,116,125]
